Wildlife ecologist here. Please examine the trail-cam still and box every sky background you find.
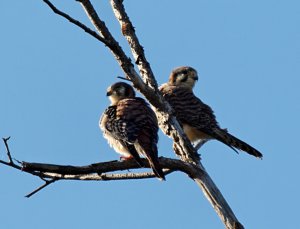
[1,0,299,228]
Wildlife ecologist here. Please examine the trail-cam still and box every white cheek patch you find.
[109,95,119,105]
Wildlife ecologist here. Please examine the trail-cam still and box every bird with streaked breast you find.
[100,82,165,180]
[159,66,263,158]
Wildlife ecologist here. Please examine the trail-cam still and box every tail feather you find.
[126,143,144,167]
[145,155,166,181]
[136,140,166,180]
[128,143,165,180]
[213,128,263,158]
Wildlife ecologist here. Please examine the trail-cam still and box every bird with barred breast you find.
[100,82,165,180]
[159,66,263,159]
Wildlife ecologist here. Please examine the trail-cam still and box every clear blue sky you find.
[1,1,299,228]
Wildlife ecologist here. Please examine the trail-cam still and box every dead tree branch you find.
[3,137,13,163]
[110,0,158,89]
[25,178,58,198]
[43,0,108,45]
[0,138,189,197]
[1,137,243,229]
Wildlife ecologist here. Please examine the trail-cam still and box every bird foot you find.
[119,155,134,161]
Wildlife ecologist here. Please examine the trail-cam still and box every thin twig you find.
[25,178,58,198]
[2,137,13,164]
[76,0,152,99]
[117,76,131,82]
[42,0,109,45]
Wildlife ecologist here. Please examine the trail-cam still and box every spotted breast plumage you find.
[159,66,263,158]
[100,82,165,180]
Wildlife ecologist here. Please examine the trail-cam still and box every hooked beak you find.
[106,91,112,96]
[194,75,199,81]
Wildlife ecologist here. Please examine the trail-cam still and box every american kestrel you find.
[159,66,263,158]
[100,82,165,180]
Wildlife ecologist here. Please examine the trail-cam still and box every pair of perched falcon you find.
[100,66,263,180]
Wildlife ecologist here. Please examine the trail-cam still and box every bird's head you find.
[168,66,198,89]
[106,82,135,105]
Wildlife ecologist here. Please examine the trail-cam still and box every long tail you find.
[137,142,166,180]
[146,155,166,181]
[212,128,263,158]
[126,143,144,167]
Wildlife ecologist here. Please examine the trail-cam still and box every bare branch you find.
[0,139,179,196]
[25,178,58,198]
[42,0,109,45]
[1,137,23,171]
[117,76,131,82]
[3,137,13,164]
[35,169,175,181]
[0,139,190,182]
[21,157,191,176]
[76,0,146,89]
[110,0,158,89]
[193,172,244,229]
[0,137,243,228]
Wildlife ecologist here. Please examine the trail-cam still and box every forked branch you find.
[1,138,192,197]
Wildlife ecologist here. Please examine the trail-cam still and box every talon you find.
[120,155,133,161]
